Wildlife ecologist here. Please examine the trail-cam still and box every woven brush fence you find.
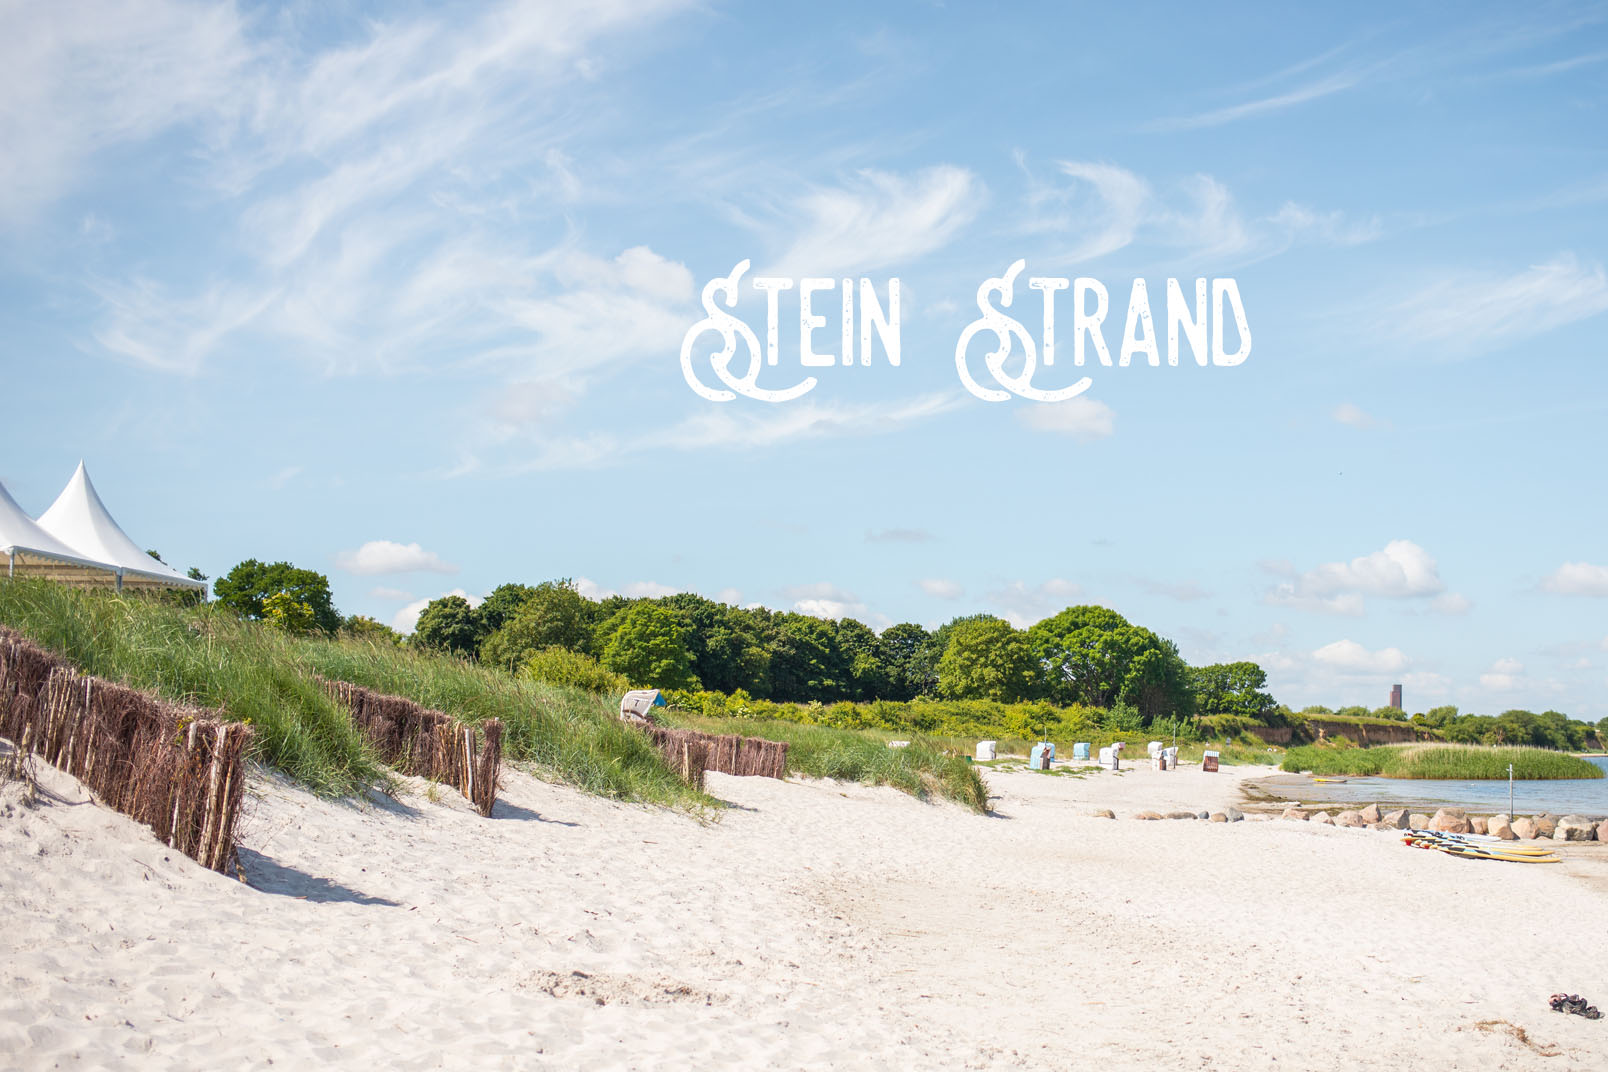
[0,626,252,874]
[317,678,501,817]
[641,726,788,789]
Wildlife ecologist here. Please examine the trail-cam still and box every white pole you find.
[1508,763,1514,818]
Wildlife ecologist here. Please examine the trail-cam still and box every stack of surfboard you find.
[1402,829,1560,864]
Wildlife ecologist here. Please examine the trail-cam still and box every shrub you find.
[521,646,629,696]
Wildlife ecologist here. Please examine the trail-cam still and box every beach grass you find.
[1280,742,1602,780]
[663,713,991,812]
[0,580,708,808]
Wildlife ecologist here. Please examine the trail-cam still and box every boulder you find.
[1487,814,1516,840]
[1369,821,1397,831]
[1208,812,1228,823]
[1224,807,1245,823]
[1470,816,1488,835]
[1429,808,1471,834]
[1134,810,1162,820]
[1281,807,1310,822]
[1359,803,1382,824]
[1409,813,1431,829]
[1090,808,1116,819]
[1598,820,1608,845]
[1381,809,1410,830]
[1311,812,1335,825]
[1165,810,1197,820]
[1334,810,1367,828]
[1554,815,1596,842]
[1533,814,1558,839]
[1196,810,1210,820]
[1512,817,1538,840]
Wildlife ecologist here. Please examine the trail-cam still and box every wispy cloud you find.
[1148,72,1359,132]
[1331,402,1380,429]
[1387,253,1608,356]
[918,578,963,600]
[1017,397,1116,442]
[765,166,983,277]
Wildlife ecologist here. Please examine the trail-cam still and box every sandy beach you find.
[5,759,1608,1071]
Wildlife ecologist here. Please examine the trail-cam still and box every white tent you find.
[35,462,206,593]
[1,477,120,586]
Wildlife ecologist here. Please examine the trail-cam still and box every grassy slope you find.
[665,713,990,812]
[1280,742,1603,780]
[0,581,703,807]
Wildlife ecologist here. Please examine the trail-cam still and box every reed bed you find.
[318,678,502,816]
[1281,742,1603,780]
[0,625,251,872]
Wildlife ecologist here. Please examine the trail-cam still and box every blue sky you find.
[2,1,1606,717]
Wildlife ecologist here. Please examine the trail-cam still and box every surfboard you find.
[1402,832,1559,862]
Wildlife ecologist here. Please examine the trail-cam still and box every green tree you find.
[599,603,698,689]
[413,595,483,658]
[1027,605,1192,721]
[478,583,539,634]
[877,622,939,701]
[659,594,770,695]
[214,559,340,634]
[767,614,850,701]
[836,618,891,701]
[1191,662,1277,720]
[263,591,316,635]
[479,580,593,669]
[936,616,1040,703]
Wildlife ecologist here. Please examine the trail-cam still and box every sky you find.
[2,1,1606,718]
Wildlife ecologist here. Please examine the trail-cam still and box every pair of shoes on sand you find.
[1549,993,1602,1019]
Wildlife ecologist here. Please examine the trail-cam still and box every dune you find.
[4,757,1607,1070]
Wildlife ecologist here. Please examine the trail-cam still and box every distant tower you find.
[1389,683,1403,710]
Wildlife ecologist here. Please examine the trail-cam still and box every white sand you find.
[4,756,1608,1070]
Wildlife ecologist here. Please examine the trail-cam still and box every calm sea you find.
[1251,756,1608,816]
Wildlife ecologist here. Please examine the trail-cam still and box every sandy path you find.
[3,758,1606,1070]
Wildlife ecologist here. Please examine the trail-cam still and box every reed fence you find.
[316,678,502,816]
[0,626,251,874]
[641,725,788,789]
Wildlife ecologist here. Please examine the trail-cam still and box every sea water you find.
[1257,756,1608,816]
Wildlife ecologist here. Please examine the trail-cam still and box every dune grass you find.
[664,713,991,812]
[1280,742,1603,780]
[0,580,707,808]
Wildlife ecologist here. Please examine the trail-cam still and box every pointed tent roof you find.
[36,462,205,590]
[0,477,117,575]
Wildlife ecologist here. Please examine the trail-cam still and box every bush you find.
[521,646,629,696]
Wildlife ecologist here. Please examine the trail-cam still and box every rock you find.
[1224,807,1245,822]
[1534,814,1558,838]
[1359,803,1382,824]
[1429,808,1471,834]
[1208,812,1228,823]
[1511,817,1538,840]
[1281,807,1310,822]
[1381,809,1410,830]
[1334,810,1367,828]
[1409,813,1431,829]
[1488,814,1516,840]
[1597,820,1608,845]
[1470,816,1488,835]
[1090,808,1116,819]
[1369,821,1397,831]
[1196,810,1210,820]
[1554,815,1596,842]
[1134,810,1162,820]
[1165,810,1197,820]
[1311,812,1335,825]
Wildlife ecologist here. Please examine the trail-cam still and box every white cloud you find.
[986,578,1086,628]
[1311,639,1409,674]
[1266,539,1446,615]
[391,588,482,635]
[768,166,982,277]
[335,540,457,576]
[1541,561,1608,596]
[1389,253,1608,356]
[368,586,414,602]
[572,577,688,600]
[1331,402,1378,428]
[1147,72,1358,132]
[918,578,963,599]
[503,393,962,472]
[1479,658,1526,691]
[267,465,303,490]
[622,580,683,598]
[1017,398,1116,442]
